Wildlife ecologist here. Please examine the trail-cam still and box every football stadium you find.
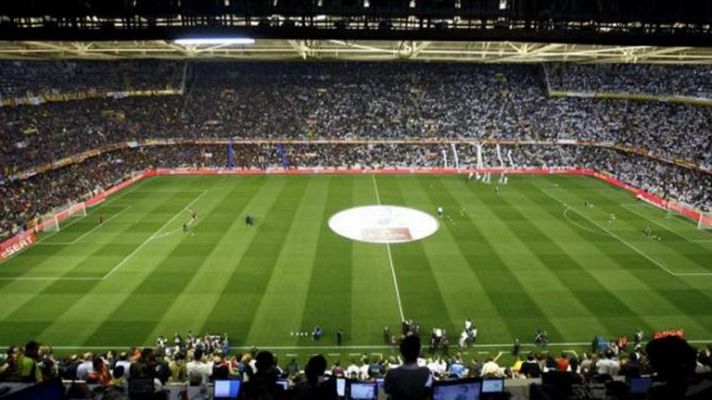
[1,1,712,400]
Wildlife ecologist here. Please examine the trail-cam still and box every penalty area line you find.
[621,203,707,243]
[541,189,712,277]
[40,206,133,246]
[101,190,208,280]
[371,175,405,322]
[34,177,151,246]
[0,179,153,272]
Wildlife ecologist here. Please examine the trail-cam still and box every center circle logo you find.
[328,205,439,244]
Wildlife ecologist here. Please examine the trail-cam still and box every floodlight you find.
[174,38,255,46]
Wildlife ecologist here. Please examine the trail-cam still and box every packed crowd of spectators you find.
[545,63,712,99]
[0,60,184,101]
[1,331,711,400]
[472,144,712,211]
[2,62,712,178]
[0,145,226,237]
[2,143,711,240]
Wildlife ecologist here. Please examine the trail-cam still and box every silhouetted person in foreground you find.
[646,336,712,400]
[243,351,286,400]
[384,335,432,400]
[293,354,336,400]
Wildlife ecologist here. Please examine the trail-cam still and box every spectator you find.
[481,358,503,378]
[330,360,344,377]
[285,358,299,378]
[293,355,335,400]
[556,352,570,373]
[110,365,127,386]
[186,349,211,386]
[384,335,432,400]
[647,336,712,400]
[76,352,94,381]
[242,351,285,400]
[16,341,42,383]
[595,350,621,376]
[86,357,111,385]
[520,354,542,378]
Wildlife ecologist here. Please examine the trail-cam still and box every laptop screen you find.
[350,382,377,400]
[433,380,482,400]
[629,377,653,394]
[482,379,504,393]
[214,380,241,399]
[337,377,347,398]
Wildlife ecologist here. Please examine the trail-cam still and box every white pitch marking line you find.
[6,340,712,351]
[102,190,208,280]
[0,276,102,281]
[562,208,608,237]
[18,208,93,251]
[0,180,151,273]
[564,349,579,359]
[58,206,132,245]
[621,203,706,242]
[151,209,204,241]
[32,177,150,247]
[371,175,405,322]
[541,189,712,277]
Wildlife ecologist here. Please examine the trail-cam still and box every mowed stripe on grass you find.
[0,174,711,349]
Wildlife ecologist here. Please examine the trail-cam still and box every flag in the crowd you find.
[227,138,234,169]
[277,143,288,168]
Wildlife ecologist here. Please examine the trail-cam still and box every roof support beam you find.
[0,40,710,63]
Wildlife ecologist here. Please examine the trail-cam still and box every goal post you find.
[68,202,87,218]
[35,202,87,234]
[38,216,60,232]
[699,214,712,230]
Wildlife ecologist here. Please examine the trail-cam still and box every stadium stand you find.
[1,61,711,240]
[0,60,184,102]
[1,335,711,399]
[1,62,711,175]
[544,63,712,99]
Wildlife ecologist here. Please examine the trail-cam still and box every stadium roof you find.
[2,40,712,63]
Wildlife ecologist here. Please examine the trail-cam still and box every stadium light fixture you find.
[174,38,256,46]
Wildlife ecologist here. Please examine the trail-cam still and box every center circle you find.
[328,205,439,244]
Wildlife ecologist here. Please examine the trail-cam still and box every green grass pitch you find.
[1,174,711,356]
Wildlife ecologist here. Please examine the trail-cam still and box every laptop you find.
[214,380,241,399]
[482,379,504,394]
[432,378,482,400]
[349,381,378,400]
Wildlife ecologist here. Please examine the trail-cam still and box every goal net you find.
[36,203,87,233]
[67,202,87,218]
[38,216,59,232]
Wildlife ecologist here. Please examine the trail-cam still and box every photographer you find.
[0,346,20,381]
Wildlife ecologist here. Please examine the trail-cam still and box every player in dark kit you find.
[245,214,254,225]
[98,214,104,225]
